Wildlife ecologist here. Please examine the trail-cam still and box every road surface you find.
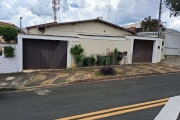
[1,73,180,120]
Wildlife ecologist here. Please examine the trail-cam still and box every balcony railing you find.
[137,32,159,37]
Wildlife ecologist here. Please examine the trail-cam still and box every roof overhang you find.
[18,34,79,42]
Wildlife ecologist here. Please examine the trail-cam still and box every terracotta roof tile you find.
[0,21,14,26]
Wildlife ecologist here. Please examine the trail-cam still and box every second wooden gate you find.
[132,40,154,63]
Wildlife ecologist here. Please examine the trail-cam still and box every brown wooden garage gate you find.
[23,39,67,69]
[132,40,154,63]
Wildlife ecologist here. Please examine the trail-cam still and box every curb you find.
[1,70,180,93]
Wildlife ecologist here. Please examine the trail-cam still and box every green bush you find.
[103,56,111,65]
[0,26,18,42]
[114,48,118,55]
[96,55,105,66]
[70,44,84,67]
[83,56,95,66]
[74,54,83,67]
[110,54,119,65]
[70,44,84,56]
[4,46,15,58]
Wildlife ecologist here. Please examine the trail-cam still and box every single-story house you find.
[0,18,163,73]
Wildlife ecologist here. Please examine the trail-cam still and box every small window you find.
[0,46,2,56]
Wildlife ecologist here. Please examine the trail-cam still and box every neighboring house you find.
[124,22,180,59]
[0,21,22,43]
[163,28,180,58]
[0,18,163,73]
[0,21,20,73]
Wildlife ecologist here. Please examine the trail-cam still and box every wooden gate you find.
[23,39,67,69]
[132,40,154,63]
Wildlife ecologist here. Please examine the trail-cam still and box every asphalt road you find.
[1,73,180,120]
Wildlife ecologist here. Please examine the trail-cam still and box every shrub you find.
[114,48,118,54]
[103,56,111,65]
[83,56,96,66]
[110,54,119,65]
[74,54,83,67]
[4,46,15,58]
[70,44,84,56]
[99,66,115,75]
[96,55,105,66]
[70,44,84,67]
[0,26,18,42]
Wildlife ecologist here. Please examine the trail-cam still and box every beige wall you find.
[28,21,132,37]
[71,38,131,66]
[0,36,16,43]
[28,28,43,35]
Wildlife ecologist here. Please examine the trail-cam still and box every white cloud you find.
[0,0,179,31]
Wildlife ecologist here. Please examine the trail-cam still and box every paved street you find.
[1,73,180,120]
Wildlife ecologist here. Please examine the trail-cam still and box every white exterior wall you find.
[17,34,79,71]
[128,36,163,64]
[164,33,180,55]
[0,44,20,73]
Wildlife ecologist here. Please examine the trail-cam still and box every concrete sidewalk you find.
[0,63,180,90]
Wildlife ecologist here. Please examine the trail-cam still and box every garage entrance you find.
[23,39,67,69]
[132,40,154,63]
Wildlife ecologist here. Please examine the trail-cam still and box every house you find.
[124,22,180,59]
[0,18,163,73]
[0,21,21,73]
[0,21,22,43]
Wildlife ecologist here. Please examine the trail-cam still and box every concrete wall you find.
[0,44,20,74]
[127,36,163,64]
[164,33,180,56]
[70,36,131,66]
[28,21,132,37]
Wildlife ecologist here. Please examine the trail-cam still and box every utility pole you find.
[158,0,162,38]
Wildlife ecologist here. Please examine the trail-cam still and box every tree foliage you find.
[164,0,180,17]
[70,44,84,56]
[0,26,18,42]
[70,44,84,67]
[141,16,166,32]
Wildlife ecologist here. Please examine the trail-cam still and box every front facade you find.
[26,18,135,67]
[0,19,163,73]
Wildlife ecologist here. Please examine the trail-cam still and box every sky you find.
[0,0,180,31]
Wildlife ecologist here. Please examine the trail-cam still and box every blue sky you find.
[0,0,180,31]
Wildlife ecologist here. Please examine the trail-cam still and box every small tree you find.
[70,44,84,67]
[141,16,166,32]
[0,26,18,42]
[165,0,180,17]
